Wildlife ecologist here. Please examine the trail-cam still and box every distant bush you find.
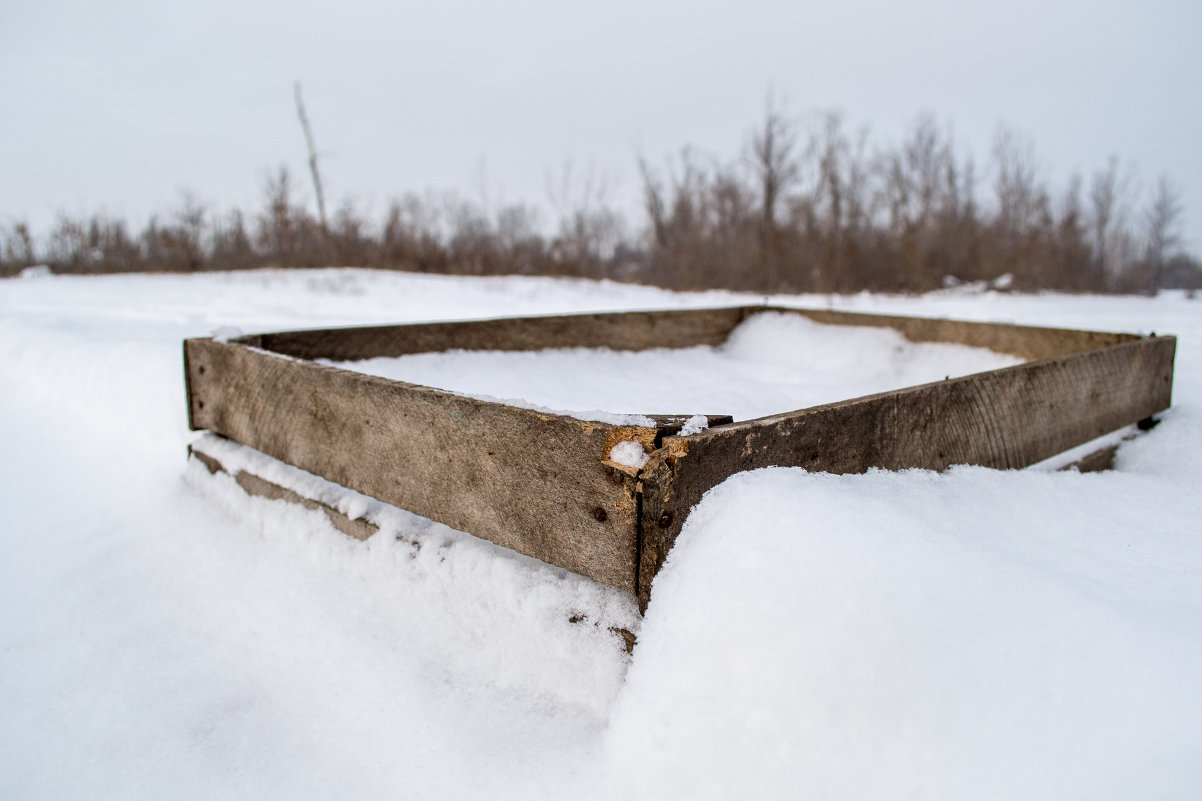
[635,108,1200,294]
[3,106,1199,294]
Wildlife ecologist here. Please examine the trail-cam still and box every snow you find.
[1,268,1200,799]
[609,465,1202,800]
[210,325,243,342]
[608,440,650,469]
[677,414,709,436]
[324,312,1022,422]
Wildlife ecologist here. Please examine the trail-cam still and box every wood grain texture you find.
[182,306,1175,613]
[245,307,751,362]
[636,335,1176,608]
[185,339,648,592]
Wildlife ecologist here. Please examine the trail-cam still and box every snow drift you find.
[1,269,1199,800]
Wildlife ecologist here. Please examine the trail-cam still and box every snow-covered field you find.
[2,268,1199,799]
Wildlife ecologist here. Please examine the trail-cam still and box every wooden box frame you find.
[184,306,1176,610]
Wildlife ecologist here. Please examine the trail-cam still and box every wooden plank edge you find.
[188,443,379,541]
[631,335,1176,611]
[764,305,1139,359]
[232,304,1137,364]
[1033,416,1159,473]
[245,306,752,361]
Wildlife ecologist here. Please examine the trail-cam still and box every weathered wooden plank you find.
[241,305,1136,364]
[636,335,1176,608]
[246,307,752,362]
[774,307,1138,360]
[185,338,649,592]
[189,445,379,541]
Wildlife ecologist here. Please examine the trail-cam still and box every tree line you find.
[3,106,1198,294]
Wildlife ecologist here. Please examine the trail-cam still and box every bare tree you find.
[905,114,949,230]
[256,165,307,265]
[815,113,848,235]
[210,209,256,270]
[2,220,36,274]
[808,113,876,290]
[638,155,671,249]
[545,159,624,271]
[748,95,800,230]
[171,191,207,271]
[879,115,956,234]
[381,192,447,271]
[1144,175,1183,291]
[294,82,328,234]
[991,124,1047,239]
[1048,173,1092,289]
[1089,157,1137,288]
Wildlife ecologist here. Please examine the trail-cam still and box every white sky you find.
[2,0,1200,252]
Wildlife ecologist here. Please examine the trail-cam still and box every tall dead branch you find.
[294,82,328,234]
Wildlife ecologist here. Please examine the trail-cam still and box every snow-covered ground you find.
[1,268,1199,799]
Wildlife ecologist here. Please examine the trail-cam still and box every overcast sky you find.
[3,0,1200,252]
